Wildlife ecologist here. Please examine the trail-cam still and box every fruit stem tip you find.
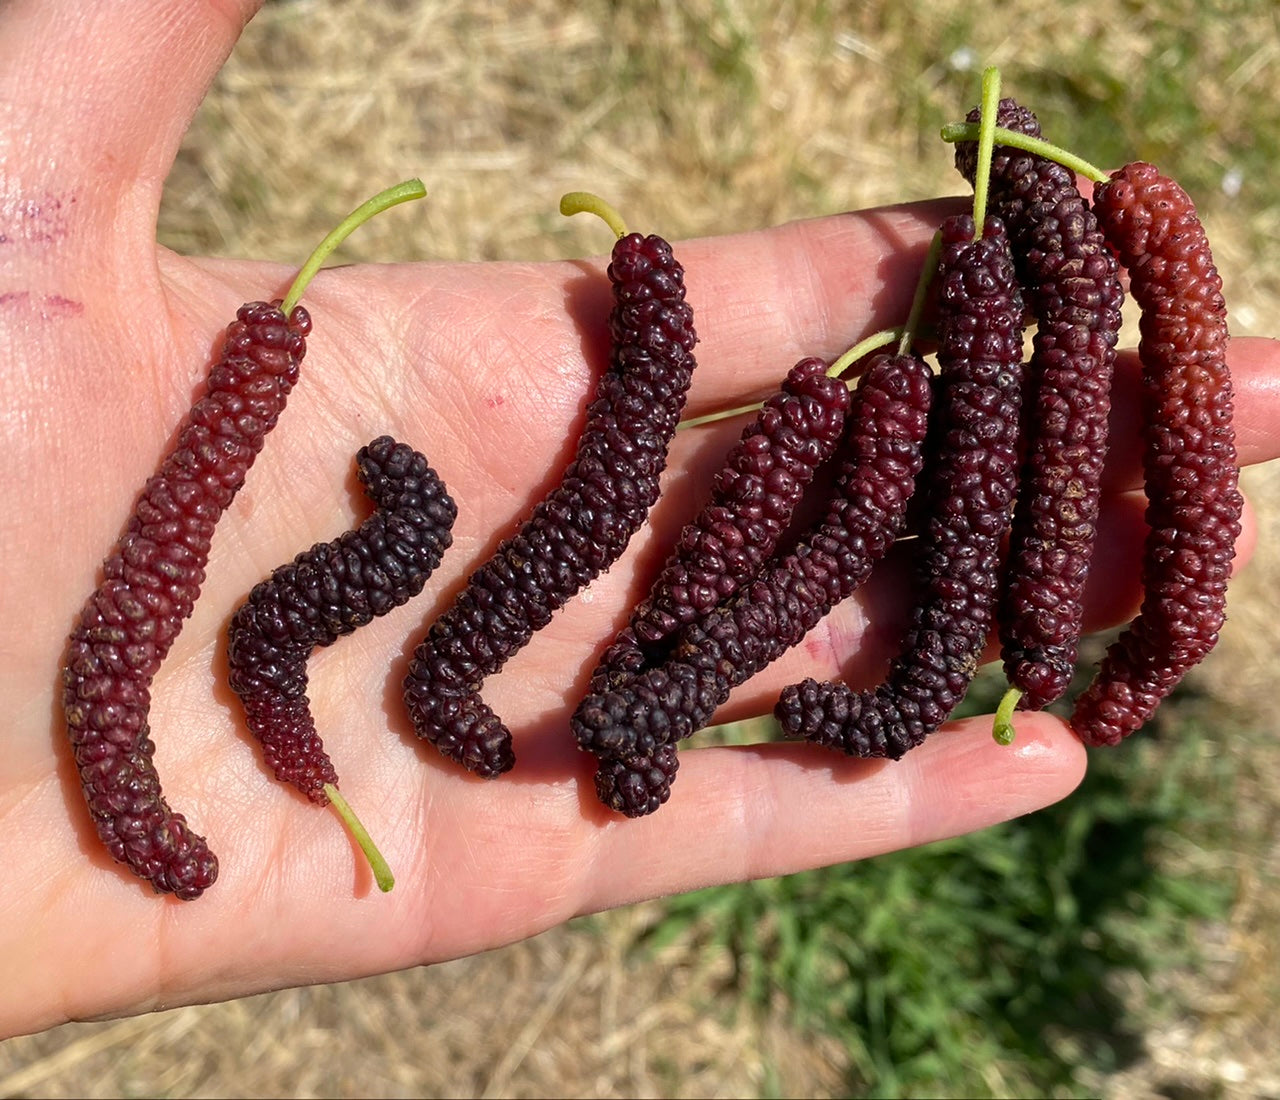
[281,178,428,315]
[993,686,1023,746]
[324,782,396,893]
[560,191,629,239]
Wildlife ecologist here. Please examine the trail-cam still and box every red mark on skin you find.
[0,290,85,319]
[485,394,505,408]
[42,294,84,318]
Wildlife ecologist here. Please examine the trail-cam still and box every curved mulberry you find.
[589,355,851,697]
[227,436,456,801]
[573,350,933,815]
[403,231,698,777]
[1071,163,1242,745]
[955,98,1124,710]
[776,215,1026,759]
[62,301,311,899]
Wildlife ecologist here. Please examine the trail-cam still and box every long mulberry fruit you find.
[59,180,426,898]
[62,300,311,899]
[954,98,1124,713]
[402,194,698,778]
[1071,162,1242,745]
[588,355,851,696]
[228,436,455,801]
[573,349,933,815]
[776,214,1026,759]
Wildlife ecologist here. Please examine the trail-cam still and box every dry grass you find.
[5,1,1280,1096]
[0,908,846,1099]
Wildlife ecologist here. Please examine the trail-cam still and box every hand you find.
[2,0,1275,1040]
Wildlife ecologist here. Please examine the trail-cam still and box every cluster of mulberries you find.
[64,85,1247,898]
[62,301,311,899]
[401,230,698,778]
[577,354,852,809]
[227,436,457,801]
[574,350,934,813]
[570,100,1242,814]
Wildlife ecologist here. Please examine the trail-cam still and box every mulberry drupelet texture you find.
[1071,162,1242,746]
[62,301,311,900]
[589,355,851,697]
[955,98,1124,711]
[402,231,698,777]
[227,436,456,801]
[775,215,1026,759]
[573,350,933,816]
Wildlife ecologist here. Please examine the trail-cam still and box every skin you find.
[1,0,1276,1040]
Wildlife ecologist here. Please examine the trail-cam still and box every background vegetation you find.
[4,0,1278,1095]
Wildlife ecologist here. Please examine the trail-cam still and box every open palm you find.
[2,0,1275,1040]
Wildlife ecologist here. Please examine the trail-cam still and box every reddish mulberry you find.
[228,436,456,801]
[403,230,698,777]
[62,301,311,899]
[1071,163,1242,745]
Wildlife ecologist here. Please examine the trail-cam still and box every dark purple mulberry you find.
[589,356,851,696]
[402,231,698,777]
[573,350,933,815]
[227,436,456,801]
[776,215,1025,759]
[955,98,1124,710]
[592,743,681,819]
[62,300,311,899]
[1071,163,1242,746]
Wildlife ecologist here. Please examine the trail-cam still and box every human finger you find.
[571,712,1087,913]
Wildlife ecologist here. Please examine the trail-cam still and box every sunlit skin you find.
[1,0,1276,1040]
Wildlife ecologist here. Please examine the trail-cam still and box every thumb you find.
[0,0,262,252]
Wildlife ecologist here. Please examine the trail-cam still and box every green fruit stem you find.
[897,229,943,357]
[827,327,902,378]
[677,326,901,432]
[939,122,1109,185]
[677,398,770,431]
[324,782,395,893]
[992,686,1022,746]
[969,66,1003,238]
[560,191,629,239]
[280,178,427,315]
